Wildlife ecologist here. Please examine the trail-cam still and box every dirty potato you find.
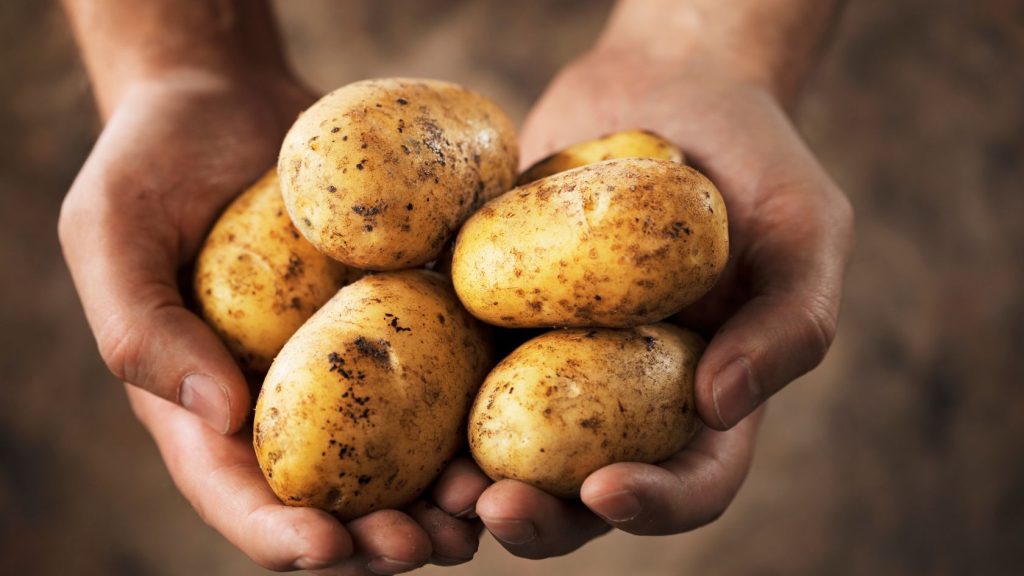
[468,324,703,497]
[253,270,493,520]
[452,158,729,328]
[194,170,358,374]
[278,78,518,270]
[517,129,684,185]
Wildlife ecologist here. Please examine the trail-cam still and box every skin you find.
[59,0,852,570]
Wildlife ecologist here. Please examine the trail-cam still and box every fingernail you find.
[712,358,760,428]
[180,374,231,434]
[454,505,478,519]
[367,556,420,575]
[589,491,642,523]
[485,518,536,545]
[294,556,334,570]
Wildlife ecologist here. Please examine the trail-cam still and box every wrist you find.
[64,0,297,118]
[96,58,298,117]
[593,0,841,108]
[99,63,311,125]
[592,32,785,106]
[576,41,784,109]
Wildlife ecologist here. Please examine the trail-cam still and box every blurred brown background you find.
[2,0,1023,574]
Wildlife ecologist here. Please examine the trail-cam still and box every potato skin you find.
[452,158,729,328]
[517,129,684,185]
[194,170,357,374]
[468,324,703,497]
[253,270,493,520]
[278,78,518,270]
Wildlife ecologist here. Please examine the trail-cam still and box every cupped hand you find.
[59,69,486,572]
[472,47,854,557]
[59,68,304,433]
[128,388,486,573]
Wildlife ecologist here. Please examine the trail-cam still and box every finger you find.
[59,143,250,433]
[695,191,854,430]
[582,410,761,535]
[325,510,432,575]
[431,456,491,519]
[405,501,481,566]
[128,386,352,571]
[476,479,610,559]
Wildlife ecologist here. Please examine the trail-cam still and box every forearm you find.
[62,0,290,117]
[596,0,844,104]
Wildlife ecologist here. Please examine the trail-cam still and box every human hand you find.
[127,387,487,573]
[58,69,486,572]
[471,43,853,557]
[59,68,304,433]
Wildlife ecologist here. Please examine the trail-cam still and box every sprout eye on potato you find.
[193,170,359,374]
[278,78,518,271]
[253,270,493,520]
[468,324,704,498]
[452,157,729,328]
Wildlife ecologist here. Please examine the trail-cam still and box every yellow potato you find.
[452,158,729,328]
[469,324,703,497]
[194,170,358,374]
[517,129,684,185]
[253,270,493,520]
[278,78,518,270]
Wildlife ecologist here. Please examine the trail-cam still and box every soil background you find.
[2,1,1022,574]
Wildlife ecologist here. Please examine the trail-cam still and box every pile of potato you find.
[194,78,728,520]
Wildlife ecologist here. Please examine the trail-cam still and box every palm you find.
[94,81,296,261]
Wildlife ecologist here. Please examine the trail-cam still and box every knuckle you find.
[504,523,608,559]
[95,313,147,387]
[797,297,838,368]
[242,509,296,572]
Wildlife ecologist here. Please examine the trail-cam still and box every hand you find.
[128,388,487,573]
[472,46,854,557]
[59,69,485,573]
[59,68,305,433]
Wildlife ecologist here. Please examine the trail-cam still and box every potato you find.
[468,324,703,497]
[194,170,358,374]
[452,158,729,328]
[278,78,518,270]
[253,270,493,520]
[517,129,684,185]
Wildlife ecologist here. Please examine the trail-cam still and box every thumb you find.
[59,164,250,434]
[694,193,854,430]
